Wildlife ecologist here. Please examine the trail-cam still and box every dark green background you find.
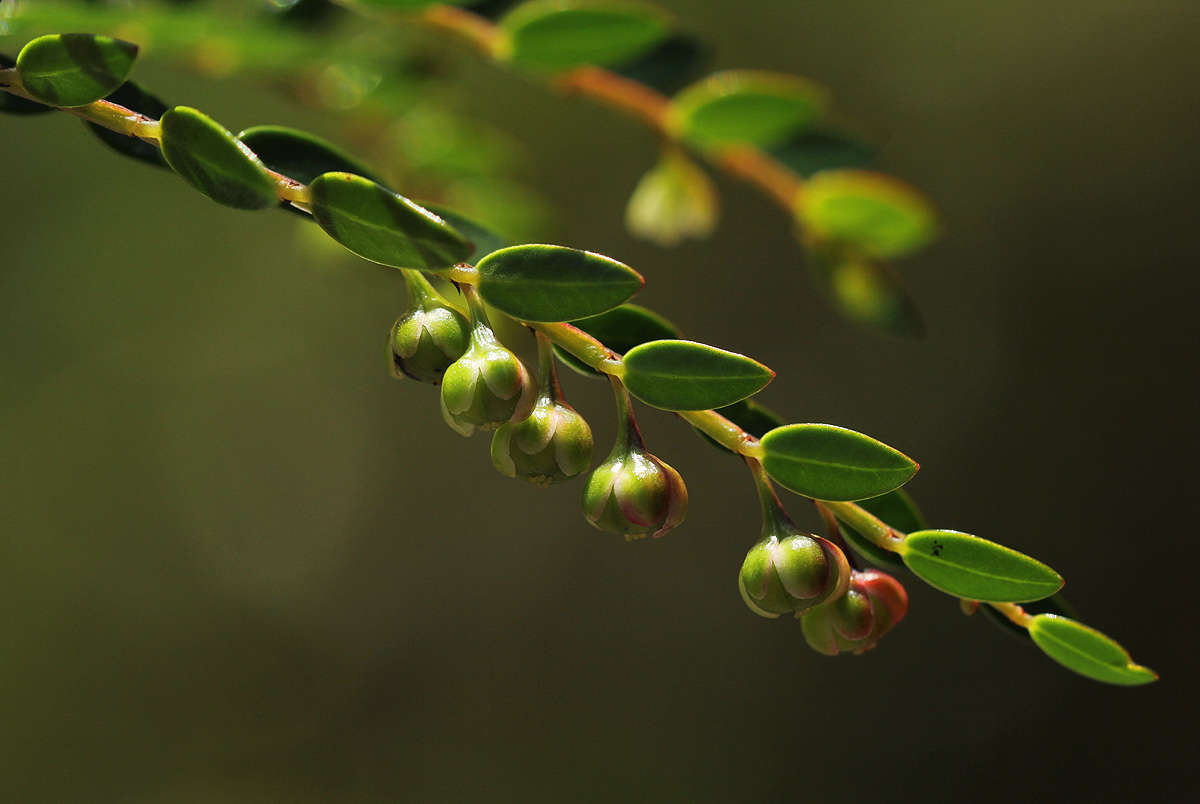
[2,1,1196,801]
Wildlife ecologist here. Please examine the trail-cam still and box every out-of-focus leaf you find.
[767,126,874,178]
[498,1,671,72]
[669,70,828,149]
[807,246,924,337]
[796,170,937,259]
[625,146,717,247]
[612,32,709,95]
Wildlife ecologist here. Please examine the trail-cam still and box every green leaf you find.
[807,246,924,337]
[767,126,875,178]
[15,33,138,107]
[796,170,937,259]
[695,398,787,455]
[669,70,828,149]
[160,106,277,209]
[475,244,644,322]
[761,424,917,501]
[309,172,473,270]
[0,53,54,115]
[900,530,1063,603]
[499,1,671,72]
[622,339,774,411]
[839,489,925,572]
[1028,615,1157,686]
[419,204,510,264]
[556,303,681,377]
[85,81,168,168]
[237,125,382,185]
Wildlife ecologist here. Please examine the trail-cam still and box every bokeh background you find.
[2,1,1197,801]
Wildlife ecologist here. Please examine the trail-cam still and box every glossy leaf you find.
[419,203,510,264]
[160,106,277,209]
[237,125,382,185]
[695,398,787,454]
[900,530,1063,603]
[622,339,774,411]
[839,489,925,572]
[669,70,828,149]
[86,81,168,168]
[475,244,644,322]
[1029,615,1157,686]
[761,424,917,501]
[807,246,924,337]
[16,33,138,107]
[499,1,671,72]
[796,170,937,259]
[556,303,680,377]
[767,126,874,178]
[310,172,473,270]
[0,53,54,115]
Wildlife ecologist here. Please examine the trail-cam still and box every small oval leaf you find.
[901,530,1063,603]
[85,81,168,168]
[237,125,382,185]
[669,70,828,149]
[16,33,138,107]
[475,244,644,322]
[760,424,917,501]
[796,170,937,259]
[839,489,925,572]
[622,339,774,411]
[767,126,875,178]
[160,106,277,209]
[612,32,708,95]
[557,303,681,377]
[1028,614,1157,686]
[499,1,671,72]
[310,172,473,270]
[807,245,924,337]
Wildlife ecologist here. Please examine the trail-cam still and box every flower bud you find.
[581,377,687,539]
[625,146,717,247]
[800,569,909,656]
[440,286,534,437]
[738,531,851,618]
[390,306,470,384]
[491,332,593,485]
[389,270,470,384]
[738,459,851,618]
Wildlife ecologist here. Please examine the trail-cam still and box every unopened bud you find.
[390,305,470,384]
[492,395,593,485]
[800,569,909,656]
[738,530,851,618]
[625,146,717,247]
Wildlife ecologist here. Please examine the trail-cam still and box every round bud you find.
[738,531,851,618]
[440,326,535,437]
[800,569,909,656]
[581,447,687,540]
[491,396,594,486]
[390,305,470,384]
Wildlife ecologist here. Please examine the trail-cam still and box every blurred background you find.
[2,0,1197,801]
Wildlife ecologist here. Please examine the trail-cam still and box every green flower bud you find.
[581,378,687,539]
[389,270,470,384]
[625,146,718,247]
[491,332,594,485]
[800,569,909,656]
[738,459,851,618]
[738,531,851,618]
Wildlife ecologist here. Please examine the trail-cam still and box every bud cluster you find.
[800,569,909,656]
